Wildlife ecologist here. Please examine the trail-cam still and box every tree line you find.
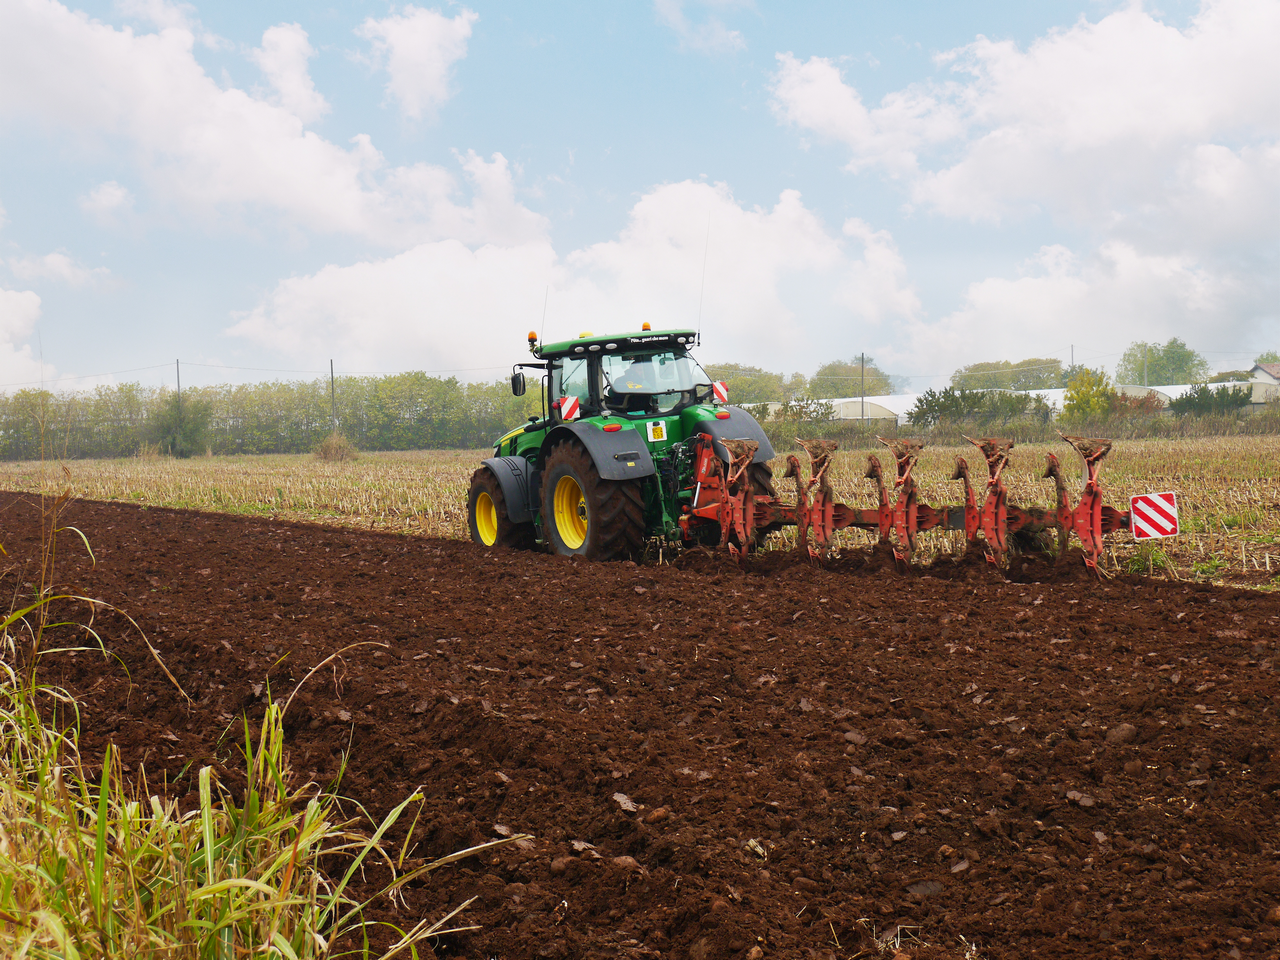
[2,340,1274,461]
[702,357,897,403]
[706,338,1274,408]
[0,374,540,461]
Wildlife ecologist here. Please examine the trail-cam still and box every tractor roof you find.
[534,328,698,361]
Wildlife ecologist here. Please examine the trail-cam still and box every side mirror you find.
[511,371,527,397]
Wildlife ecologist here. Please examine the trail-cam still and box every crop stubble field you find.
[4,435,1280,586]
[2,435,1280,959]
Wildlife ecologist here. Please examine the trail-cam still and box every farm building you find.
[1118,379,1280,411]
[1115,383,1199,403]
[748,374,1277,428]
[821,394,921,425]
[750,395,919,425]
[1250,362,1280,384]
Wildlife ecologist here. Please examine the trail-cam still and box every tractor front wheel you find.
[468,468,536,549]
[541,440,645,560]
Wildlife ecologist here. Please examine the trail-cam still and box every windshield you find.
[601,350,710,394]
[601,349,712,415]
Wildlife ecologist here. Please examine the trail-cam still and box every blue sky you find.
[0,0,1273,395]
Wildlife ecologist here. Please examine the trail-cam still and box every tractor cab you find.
[533,327,711,422]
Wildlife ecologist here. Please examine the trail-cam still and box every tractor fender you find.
[541,422,657,481]
[694,406,775,463]
[480,456,537,524]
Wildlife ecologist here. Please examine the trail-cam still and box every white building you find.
[822,394,921,425]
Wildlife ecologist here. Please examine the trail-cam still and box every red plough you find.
[683,433,1133,571]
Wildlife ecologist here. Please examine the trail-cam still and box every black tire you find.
[541,439,645,560]
[468,468,536,549]
[744,461,778,499]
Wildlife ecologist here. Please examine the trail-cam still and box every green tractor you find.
[467,326,778,560]
[467,327,1144,568]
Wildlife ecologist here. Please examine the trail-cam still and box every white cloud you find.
[771,52,961,176]
[655,0,746,54]
[772,0,1280,372]
[230,181,919,375]
[10,252,110,287]
[113,0,197,33]
[356,5,477,121]
[772,1,1280,226]
[229,239,559,374]
[80,180,135,222]
[250,23,329,124]
[0,286,51,389]
[0,0,515,247]
[883,241,1261,379]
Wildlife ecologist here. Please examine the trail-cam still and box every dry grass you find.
[2,436,1277,586]
[0,489,528,958]
[315,430,358,463]
[0,450,476,540]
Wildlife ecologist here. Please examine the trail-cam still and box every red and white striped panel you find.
[1130,492,1179,539]
[557,396,581,421]
[712,380,728,404]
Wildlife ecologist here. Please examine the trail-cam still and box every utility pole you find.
[330,359,337,431]
[176,359,182,446]
[860,353,866,422]
[1143,344,1148,387]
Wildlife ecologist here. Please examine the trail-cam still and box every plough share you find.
[681,433,1130,570]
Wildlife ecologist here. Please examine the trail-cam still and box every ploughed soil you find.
[2,490,1279,960]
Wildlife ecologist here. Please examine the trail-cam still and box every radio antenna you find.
[696,212,711,343]
[540,285,549,343]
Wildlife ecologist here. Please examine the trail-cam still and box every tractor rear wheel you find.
[468,468,536,549]
[541,439,645,560]
[745,461,778,499]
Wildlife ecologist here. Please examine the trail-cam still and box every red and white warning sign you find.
[1130,492,1179,540]
[556,396,580,421]
[712,380,728,404]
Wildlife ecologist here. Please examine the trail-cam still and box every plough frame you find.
[681,433,1132,570]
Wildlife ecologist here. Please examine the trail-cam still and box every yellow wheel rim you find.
[475,491,499,545]
[553,475,588,550]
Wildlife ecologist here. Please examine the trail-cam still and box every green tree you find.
[906,387,1051,428]
[950,361,1013,391]
[1115,338,1209,385]
[1009,358,1064,390]
[1208,370,1251,383]
[774,396,835,422]
[1060,364,1093,389]
[0,389,58,460]
[701,363,807,404]
[809,357,892,399]
[1256,350,1280,365]
[906,387,983,427]
[1062,368,1116,422]
[1168,384,1252,417]
[950,358,1064,391]
[149,390,212,457]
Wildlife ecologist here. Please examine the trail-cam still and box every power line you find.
[0,363,172,389]
[180,361,511,375]
[0,360,516,390]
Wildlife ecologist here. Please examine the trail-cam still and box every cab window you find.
[550,357,595,419]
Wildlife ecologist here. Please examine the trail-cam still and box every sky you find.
[0,0,1276,395]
